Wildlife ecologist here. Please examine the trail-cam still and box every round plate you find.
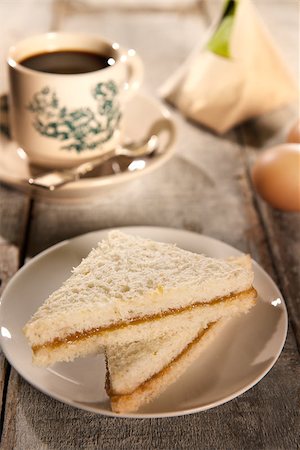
[0,227,288,418]
[0,93,176,202]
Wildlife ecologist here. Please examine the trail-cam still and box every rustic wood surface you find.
[0,1,299,449]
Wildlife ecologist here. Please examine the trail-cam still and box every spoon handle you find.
[28,148,117,191]
[27,117,175,191]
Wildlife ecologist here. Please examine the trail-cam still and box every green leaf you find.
[206,0,238,58]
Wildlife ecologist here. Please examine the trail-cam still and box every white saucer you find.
[0,227,288,418]
[0,93,176,202]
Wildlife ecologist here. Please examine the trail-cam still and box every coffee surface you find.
[20,50,110,74]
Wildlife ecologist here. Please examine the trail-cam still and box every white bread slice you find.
[23,230,255,366]
[33,288,256,366]
[107,320,227,413]
[106,321,222,397]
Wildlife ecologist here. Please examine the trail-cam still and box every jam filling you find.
[32,287,256,353]
[108,322,217,399]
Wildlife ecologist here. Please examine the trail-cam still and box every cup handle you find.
[122,49,144,98]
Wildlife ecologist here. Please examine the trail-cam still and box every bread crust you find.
[108,321,226,413]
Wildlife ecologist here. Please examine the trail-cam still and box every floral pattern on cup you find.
[27,81,121,153]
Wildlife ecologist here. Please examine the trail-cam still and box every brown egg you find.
[287,119,300,143]
[252,144,300,212]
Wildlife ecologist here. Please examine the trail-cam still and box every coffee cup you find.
[7,32,143,168]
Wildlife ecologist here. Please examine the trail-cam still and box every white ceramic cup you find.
[7,32,143,168]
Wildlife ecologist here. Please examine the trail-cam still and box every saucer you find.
[0,92,176,202]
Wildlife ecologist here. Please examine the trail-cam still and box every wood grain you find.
[0,0,299,449]
[0,186,31,440]
[0,0,53,444]
[239,105,300,352]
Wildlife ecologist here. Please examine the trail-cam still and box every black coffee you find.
[20,50,110,74]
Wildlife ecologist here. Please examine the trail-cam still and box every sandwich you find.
[106,320,227,413]
[23,230,257,367]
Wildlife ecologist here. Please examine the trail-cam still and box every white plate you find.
[0,227,288,418]
[0,93,176,202]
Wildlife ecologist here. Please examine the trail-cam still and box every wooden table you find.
[0,1,299,448]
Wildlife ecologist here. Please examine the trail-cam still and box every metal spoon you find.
[28,118,173,191]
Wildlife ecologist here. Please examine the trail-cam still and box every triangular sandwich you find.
[24,231,256,366]
[106,320,227,413]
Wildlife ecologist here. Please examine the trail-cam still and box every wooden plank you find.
[263,206,300,351]
[239,106,300,352]
[0,0,54,445]
[235,0,300,351]
[236,0,300,350]
[1,1,299,449]
[0,185,32,442]
[0,246,18,437]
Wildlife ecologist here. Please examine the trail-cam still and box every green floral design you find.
[27,81,121,153]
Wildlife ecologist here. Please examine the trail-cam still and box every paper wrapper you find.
[160,0,298,133]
